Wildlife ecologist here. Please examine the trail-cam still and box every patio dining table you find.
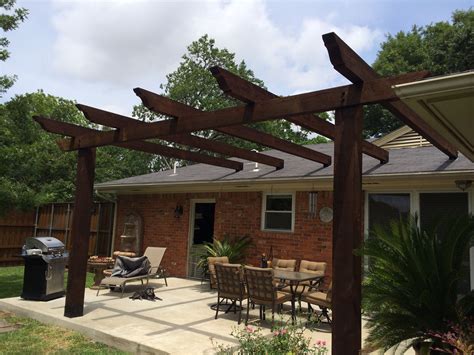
[273,270,324,323]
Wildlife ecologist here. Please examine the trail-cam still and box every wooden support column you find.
[64,148,96,318]
[332,105,363,354]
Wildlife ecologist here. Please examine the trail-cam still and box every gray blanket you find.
[110,255,151,278]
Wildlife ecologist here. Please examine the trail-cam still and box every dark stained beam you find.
[322,32,458,159]
[58,75,412,151]
[131,94,331,166]
[332,105,363,354]
[211,66,390,163]
[33,116,243,171]
[64,147,96,318]
[75,104,284,169]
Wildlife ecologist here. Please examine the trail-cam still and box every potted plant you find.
[195,235,252,276]
[360,215,474,353]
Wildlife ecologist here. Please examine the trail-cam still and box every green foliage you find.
[360,215,474,351]
[214,323,328,354]
[195,235,252,273]
[133,35,327,164]
[0,0,28,96]
[365,9,474,137]
[0,91,155,215]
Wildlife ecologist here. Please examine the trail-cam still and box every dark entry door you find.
[188,202,215,278]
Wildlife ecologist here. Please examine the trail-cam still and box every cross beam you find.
[210,66,393,164]
[132,91,331,166]
[75,104,284,169]
[34,116,244,171]
[59,75,412,151]
[322,32,458,159]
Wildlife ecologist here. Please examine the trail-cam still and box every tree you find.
[364,9,474,137]
[0,0,28,97]
[0,91,155,215]
[133,35,327,162]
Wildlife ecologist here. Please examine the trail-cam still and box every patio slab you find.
[0,277,355,354]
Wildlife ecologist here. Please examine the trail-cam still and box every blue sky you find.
[2,0,471,116]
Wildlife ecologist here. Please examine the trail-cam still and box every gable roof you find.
[373,125,431,149]
[95,141,474,192]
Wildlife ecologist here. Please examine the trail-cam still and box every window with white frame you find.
[262,193,294,231]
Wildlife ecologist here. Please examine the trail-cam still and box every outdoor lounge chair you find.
[214,263,247,324]
[243,266,293,325]
[97,247,167,297]
[301,282,332,324]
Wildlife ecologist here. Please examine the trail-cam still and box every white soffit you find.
[393,71,474,162]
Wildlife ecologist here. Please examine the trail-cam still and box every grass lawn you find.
[0,267,127,354]
[0,266,95,299]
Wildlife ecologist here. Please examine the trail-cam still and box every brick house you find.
[95,127,474,285]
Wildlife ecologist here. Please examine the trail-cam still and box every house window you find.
[262,193,294,232]
[368,193,410,237]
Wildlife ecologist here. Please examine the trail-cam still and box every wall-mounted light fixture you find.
[455,180,472,191]
[308,191,317,218]
[174,204,184,218]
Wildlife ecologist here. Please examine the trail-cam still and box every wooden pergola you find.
[34,33,457,354]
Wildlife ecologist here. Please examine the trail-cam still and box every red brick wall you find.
[114,191,334,280]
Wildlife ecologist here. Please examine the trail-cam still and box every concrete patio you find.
[0,277,334,354]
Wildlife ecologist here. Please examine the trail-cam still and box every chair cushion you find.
[302,291,331,308]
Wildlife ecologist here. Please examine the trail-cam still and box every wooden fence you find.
[0,202,115,266]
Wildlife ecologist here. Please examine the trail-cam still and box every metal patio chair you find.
[214,263,246,324]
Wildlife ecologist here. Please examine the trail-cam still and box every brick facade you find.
[114,191,334,280]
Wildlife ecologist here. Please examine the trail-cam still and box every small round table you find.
[87,261,115,289]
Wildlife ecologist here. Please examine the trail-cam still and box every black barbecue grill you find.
[21,236,69,301]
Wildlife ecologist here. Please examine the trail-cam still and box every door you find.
[188,201,215,278]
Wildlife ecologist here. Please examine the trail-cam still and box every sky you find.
[2,0,471,116]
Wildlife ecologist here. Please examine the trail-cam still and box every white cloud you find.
[51,0,382,98]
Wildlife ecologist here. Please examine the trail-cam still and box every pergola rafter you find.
[322,32,458,159]
[132,90,331,166]
[31,31,459,355]
[74,104,284,169]
[34,116,244,171]
[210,66,393,164]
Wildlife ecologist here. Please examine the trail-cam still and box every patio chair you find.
[271,258,297,271]
[280,260,326,296]
[207,256,229,289]
[214,263,247,324]
[301,282,332,324]
[243,266,293,325]
[97,247,167,297]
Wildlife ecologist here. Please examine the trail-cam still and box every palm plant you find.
[195,235,252,274]
[361,215,474,353]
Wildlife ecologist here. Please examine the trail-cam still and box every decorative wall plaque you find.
[319,207,333,223]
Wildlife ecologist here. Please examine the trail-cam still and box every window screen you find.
[263,194,293,231]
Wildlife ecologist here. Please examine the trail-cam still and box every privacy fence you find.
[0,202,115,266]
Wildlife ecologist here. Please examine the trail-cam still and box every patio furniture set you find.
[209,257,332,325]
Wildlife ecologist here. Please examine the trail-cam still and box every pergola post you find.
[64,148,96,318]
[332,106,363,354]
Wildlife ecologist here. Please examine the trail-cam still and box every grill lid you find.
[25,237,64,254]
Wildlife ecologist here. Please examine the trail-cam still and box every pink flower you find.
[273,330,280,336]
[316,340,321,346]
[322,341,326,346]
[281,329,287,335]
[246,326,254,333]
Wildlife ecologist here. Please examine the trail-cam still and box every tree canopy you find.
[0,0,28,97]
[0,91,156,215]
[133,35,327,160]
[364,9,473,137]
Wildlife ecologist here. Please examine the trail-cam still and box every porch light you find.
[174,204,183,218]
[455,180,472,191]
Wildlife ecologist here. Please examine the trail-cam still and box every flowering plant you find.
[429,318,474,354]
[214,323,328,354]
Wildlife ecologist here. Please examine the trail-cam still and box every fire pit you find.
[87,256,115,289]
